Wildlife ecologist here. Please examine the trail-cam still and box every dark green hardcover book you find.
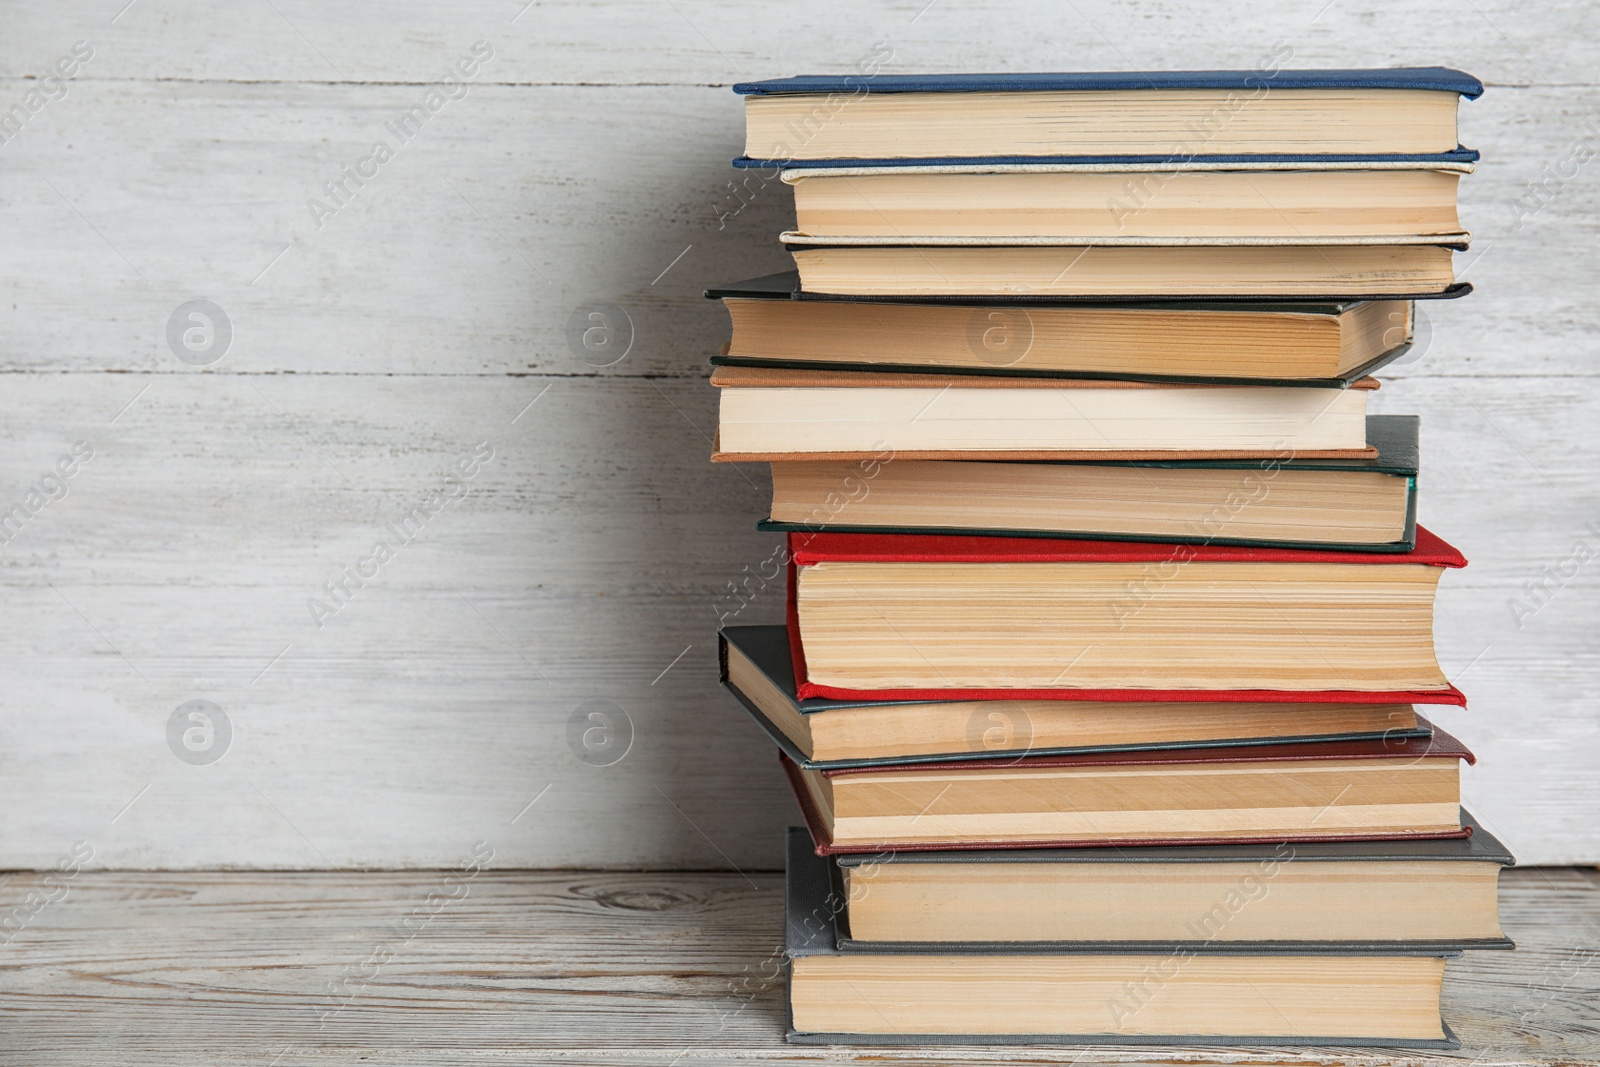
[758,413,1419,553]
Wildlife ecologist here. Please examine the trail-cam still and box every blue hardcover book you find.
[733,67,1484,96]
[735,66,1482,168]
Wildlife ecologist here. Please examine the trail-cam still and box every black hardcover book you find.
[708,272,1452,388]
[708,268,1472,311]
[720,624,1432,771]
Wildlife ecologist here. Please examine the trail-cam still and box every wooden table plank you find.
[0,867,1595,1065]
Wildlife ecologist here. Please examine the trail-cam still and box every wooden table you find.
[1,866,1596,1065]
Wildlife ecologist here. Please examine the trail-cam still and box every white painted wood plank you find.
[0,372,1591,867]
[0,868,1592,1065]
[1,0,1596,86]
[0,80,775,378]
[0,82,1593,379]
[0,372,790,869]
[0,2,1597,868]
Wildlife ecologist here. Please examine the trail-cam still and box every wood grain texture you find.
[0,2,1596,867]
[0,867,1594,1065]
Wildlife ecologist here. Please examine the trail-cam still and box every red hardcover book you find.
[785,526,1468,704]
[781,725,1476,855]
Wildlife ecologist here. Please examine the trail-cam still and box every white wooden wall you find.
[0,1,1595,870]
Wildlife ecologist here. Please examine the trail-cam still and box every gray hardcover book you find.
[829,814,1514,953]
[830,810,1513,868]
[784,828,1464,1048]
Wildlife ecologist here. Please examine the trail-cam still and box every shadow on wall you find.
[512,84,799,869]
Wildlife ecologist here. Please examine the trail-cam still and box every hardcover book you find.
[778,165,1470,242]
[710,271,1423,386]
[784,240,1465,298]
[781,726,1476,853]
[783,828,1464,1046]
[720,624,1432,769]
[760,414,1420,552]
[737,67,1484,165]
[711,364,1380,461]
[830,818,1513,949]
[709,267,1473,308]
[785,527,1468,700]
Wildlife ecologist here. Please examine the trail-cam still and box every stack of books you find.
[710,68,1512,1048]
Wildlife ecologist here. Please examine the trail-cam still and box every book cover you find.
[812,721,1474,777]
[786,523,1464,566]
[761,154,1481,175]
[782,232,1473,250]
[827,811,1512,868]
[737,68,1486,97]
[708,268,1475,305]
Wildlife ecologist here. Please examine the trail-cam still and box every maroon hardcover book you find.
[781,725,1475,856]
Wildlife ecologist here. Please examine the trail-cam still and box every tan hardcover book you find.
[787,242,1458,297]
[714,275,1412,381]
[711,365,1378,460]
[785,167,1465,240]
